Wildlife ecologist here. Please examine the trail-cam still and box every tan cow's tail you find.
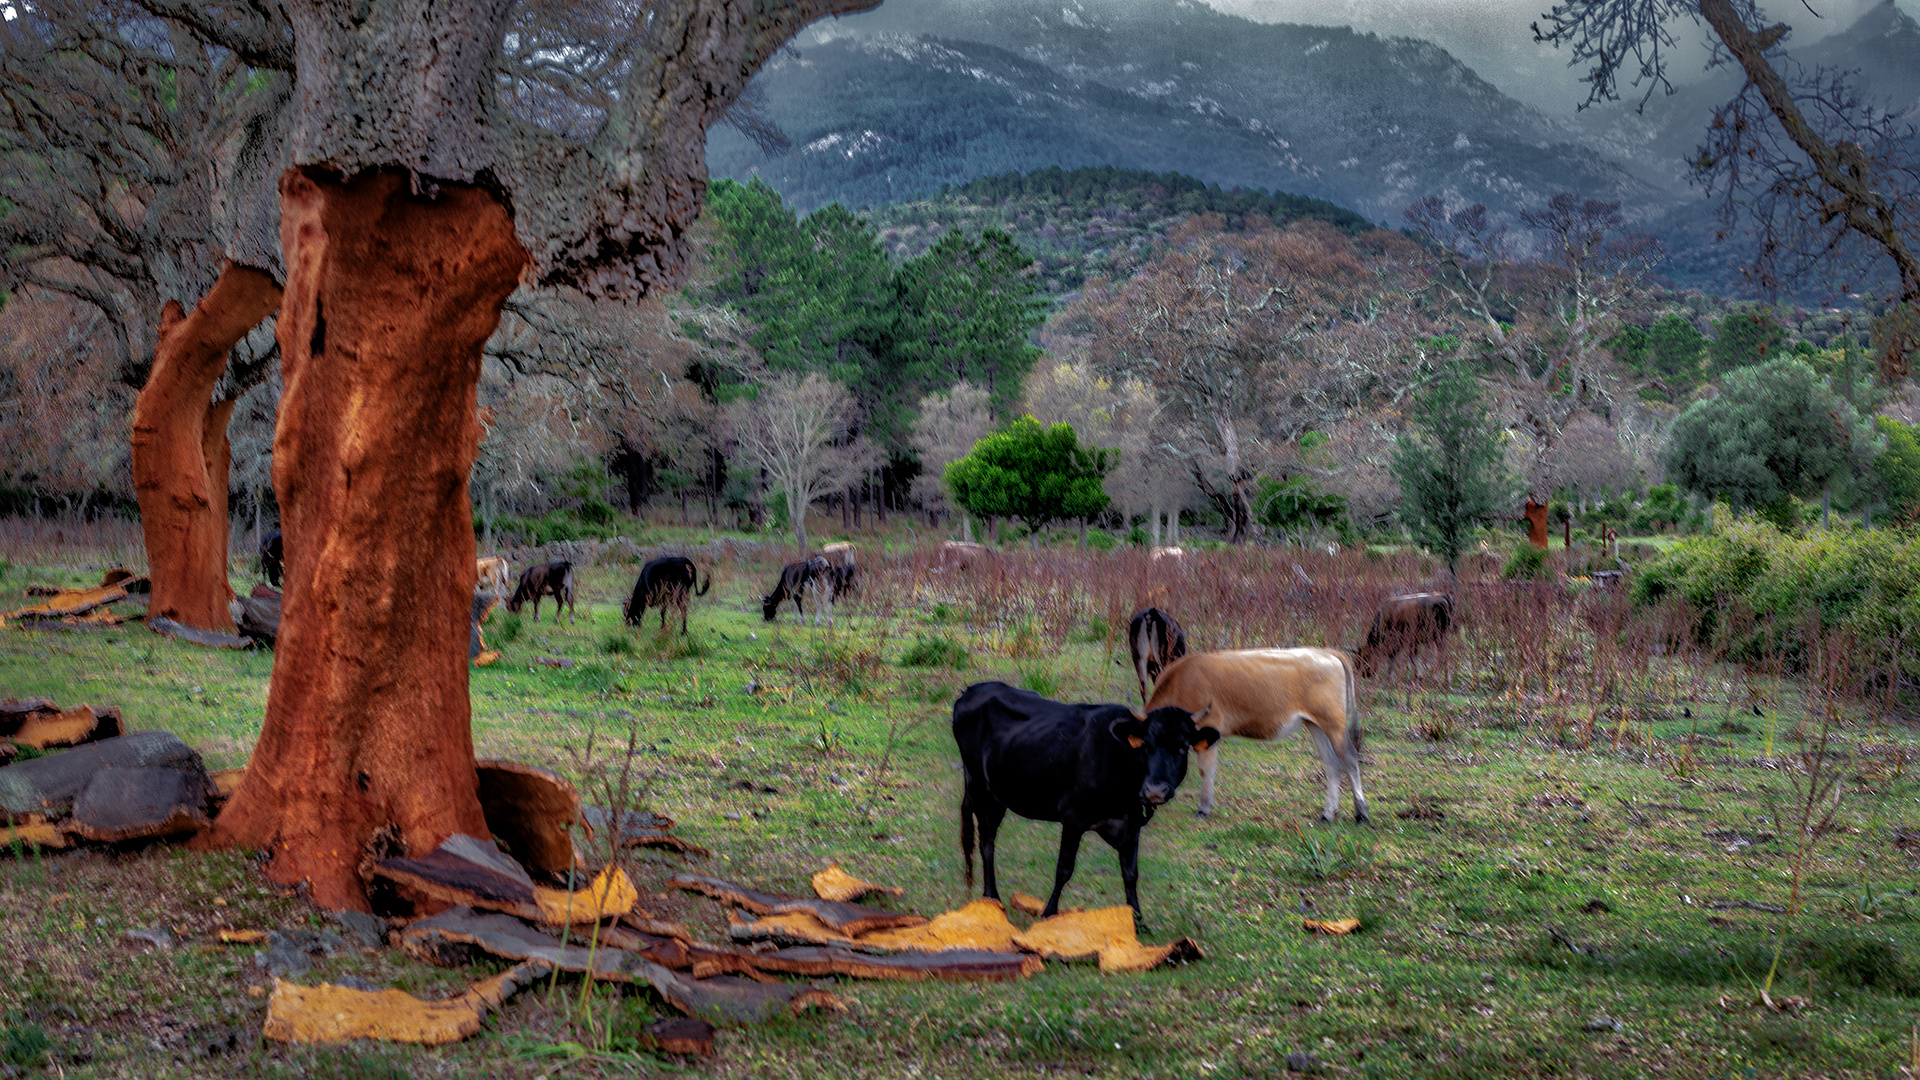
[1343,651,1362,754]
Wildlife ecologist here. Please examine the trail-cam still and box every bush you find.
[1502,545,1547,581]
[1085,528,1117,552]
[1633,514,1920,678]
[900,634,970,669]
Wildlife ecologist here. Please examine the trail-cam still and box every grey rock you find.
[255,928,347,977]
[326,909,387,950]
[1584,1014,1625,1033]
[0,731,204,818]
[1284,1050,1319,1072]
[121,926,176,950]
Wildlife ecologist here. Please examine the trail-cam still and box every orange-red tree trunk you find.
[207,168,528,911]
[131,264,282,631]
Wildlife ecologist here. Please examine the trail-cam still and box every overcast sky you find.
[1199,0,1911,113]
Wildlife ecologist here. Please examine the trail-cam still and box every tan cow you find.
[476,556,510,594]
[1144,648,1367,823]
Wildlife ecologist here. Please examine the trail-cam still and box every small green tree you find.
[1873,416,1920,520]
[945,416,1112,535]
[1390,365,1517,570]
[1647,312,1709,391]
[1663,357,1880,522]
[1708,305,1787,376]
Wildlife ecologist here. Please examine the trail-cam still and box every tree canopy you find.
[1663,357,1880,513]
[945,416,1112,533]
[1390,365,1516,570]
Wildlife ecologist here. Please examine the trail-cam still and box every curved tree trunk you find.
[207,168,528,912]
[131,263,282,632]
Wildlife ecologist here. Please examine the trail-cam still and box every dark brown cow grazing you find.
[1355,592,1453,680]
[259,530,283,588]
[508,560,576,623]
[762,558,828,622]
[1126,607,1188,706]
[625,556,710,634]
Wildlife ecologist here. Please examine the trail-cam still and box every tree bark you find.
[131,263,283,632]
[206,168,528,912]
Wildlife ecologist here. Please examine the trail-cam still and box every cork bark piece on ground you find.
[4,585,128,621]
[367,834,541,918]
[0,731,205,820]
[531,864,640,925]
[1012,906,1204,974]
[670,872,924,934]
[261,960,547,1045]
[67,766,214,842]
[726,909,863,948]
[474,760,583,877]
[857,898,1022,954]
[585,805,707,855]
[743,945,1043,982]
[146,617,253,649]
[11,705,122,751]
[811,863,905,903]
[638,1017,715,1055]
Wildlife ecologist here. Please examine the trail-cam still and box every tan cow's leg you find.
[1192,741,1220,817]
[1307,726,1344,822]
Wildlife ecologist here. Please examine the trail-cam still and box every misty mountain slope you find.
[711,0,1663,221]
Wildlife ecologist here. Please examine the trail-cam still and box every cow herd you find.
[265,529,1447,917]
[951,587,1450,918]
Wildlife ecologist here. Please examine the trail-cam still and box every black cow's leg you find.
[1043,823,1087,917]
[1097,819,1144,918]
[975,799,1007,899]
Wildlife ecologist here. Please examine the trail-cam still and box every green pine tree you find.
[1390,366,1517,571]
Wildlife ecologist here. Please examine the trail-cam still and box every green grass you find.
[1,537,1918,1077]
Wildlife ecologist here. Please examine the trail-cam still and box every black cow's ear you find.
[1110,717,1146,749]
[1191,726,1221,753]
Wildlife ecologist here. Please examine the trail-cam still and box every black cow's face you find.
[1111,706,1219,806]
[761,594,780,621]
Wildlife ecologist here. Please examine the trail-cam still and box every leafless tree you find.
[910,380,994,530]
[732,373,881,551]
[1023,356,1168,534]
[1532,0,1920,379]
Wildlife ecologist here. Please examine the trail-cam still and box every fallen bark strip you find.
[583,804,706,855]
[812,863,904,903]
[392,906,842,1025]
[4,585,128,621]
[0,730,204,819]
[727,909,863,948]
[68,766,212,842]
[474,760,582,876]
[1012,906,1205,974]
[262,959,548,1045]
[369,836,640,924]
[858,898,1022,953]
[0,816,71,849]
[741,945,1043,983]
[11,705,122,751]
[670,872,925,934]
[637,1017,715,1056]
[146,617,253,649]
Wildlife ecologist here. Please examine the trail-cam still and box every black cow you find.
[952,681,1217,919]
[1126,606,1188,706]
[1355,591,1453,679]
[624,556,711,634]
[508,560,576,623]
[761,557,828,622]
[259,530,284,588]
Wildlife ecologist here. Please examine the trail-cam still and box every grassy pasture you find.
[0,520,1917,1078]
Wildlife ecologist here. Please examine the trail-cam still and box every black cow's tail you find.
[960,791,977,889]
[696,570,711,597]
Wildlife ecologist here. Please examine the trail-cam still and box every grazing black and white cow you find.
[1355,591,1454,680]
[761,557,828,622]
[951,681,1217,919]
[259,530,284,588]
[508,560,576,623]
[624,556,710,634]
[1126,606,1188,706]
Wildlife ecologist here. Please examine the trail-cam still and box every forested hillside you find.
[863,166,1371,297]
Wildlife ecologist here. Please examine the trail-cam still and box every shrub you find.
[900,634,970,669]
[1502,545,1546,581]
[1085,528,1117,552]
[1633,514,1920,680]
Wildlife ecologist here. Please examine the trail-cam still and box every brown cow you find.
[938,541,989,570]
[1355,592,1454,680]
[476,556,510,594]
[507,560,575,623]
[1126,607,1188,706]
[1145,648,1366,823]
